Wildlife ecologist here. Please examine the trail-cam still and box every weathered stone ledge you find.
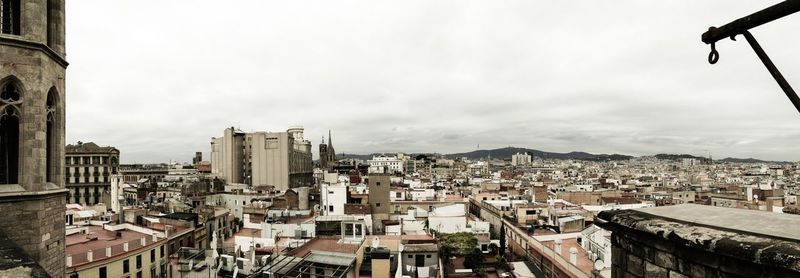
[598,204,800,275]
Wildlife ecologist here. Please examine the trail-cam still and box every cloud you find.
[65,0,800,163]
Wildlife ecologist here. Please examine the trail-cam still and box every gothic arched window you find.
[0,79,21,184]
[46,88,59,183]
[1,0,21,35]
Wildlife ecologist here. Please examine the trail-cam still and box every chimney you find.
[569,247,578,265]
[123,242,129,252]
[87,250,93,262]
[106,247,112,257]
[66,255,72,267]
[554,239,562,254]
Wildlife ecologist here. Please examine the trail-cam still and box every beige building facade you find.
[210,126,312,191]
[65,142,120,205]
[0,0,68,276]
[368,174,391,234]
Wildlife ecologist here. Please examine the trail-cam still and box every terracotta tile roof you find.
[344,204,371,215]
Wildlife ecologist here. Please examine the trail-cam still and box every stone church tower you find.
[0,0,68,277]
[319,130,337,170]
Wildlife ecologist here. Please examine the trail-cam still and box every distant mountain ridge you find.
[718,157,790,164]
[338,153,376,160]
[653,154,708,161]
[336,148,792,163]
[444,147,632,161]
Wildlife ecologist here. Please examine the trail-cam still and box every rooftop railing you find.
[66,236,157,268]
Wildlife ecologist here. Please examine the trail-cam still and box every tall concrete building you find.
[368,174,390,234]
[319,130,337,170]
[65,142,120,205]
[210,126,313,191]
[192,151,203,164]
[0,0,68,276]
[511,152,532,166]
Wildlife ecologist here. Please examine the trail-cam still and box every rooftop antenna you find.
[702,1,800,114]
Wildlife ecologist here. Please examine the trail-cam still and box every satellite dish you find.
[594,259,605,270]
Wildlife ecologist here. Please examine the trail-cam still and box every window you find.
[376,182,381,186]
[68,273,78,278]
[0,0,21,35]
[0,79,21,184]
[328,205,333,212]
[136,254,142,269]
[408,255,413,259]
[136,271,141,278]
[160,245,164,257]
[45,89,58,183]
[99,266,107,278]
[150,268,156,278]
[151,249,156,262]
[376,203,380,207]
[426,254,432,258]
[123,259,130,273]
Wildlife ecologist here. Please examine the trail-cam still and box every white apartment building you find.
[320,183,348,216]
[512,152,532,166]
[368,154,404,174]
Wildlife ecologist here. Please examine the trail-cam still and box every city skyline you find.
[65,0,800,163]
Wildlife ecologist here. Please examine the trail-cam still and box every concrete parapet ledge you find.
[597,204,800,274]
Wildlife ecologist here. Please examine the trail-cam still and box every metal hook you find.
[708,42,719,64]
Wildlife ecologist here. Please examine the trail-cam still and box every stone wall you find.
[1,1,69,277]
[0,193,66,278]
[599,205,800,278]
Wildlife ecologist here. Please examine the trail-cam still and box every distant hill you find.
[337,153,376,160]
[718,157,790,164]
[336,149,792,164]
[653,154,707,161]
[444,147,633,161]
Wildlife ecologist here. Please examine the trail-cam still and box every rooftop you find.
[66,225,163,269]
[541,238,594,275]
[65,142,118,154]
[286,236,362,258]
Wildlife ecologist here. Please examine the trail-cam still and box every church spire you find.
[328,130,333,147]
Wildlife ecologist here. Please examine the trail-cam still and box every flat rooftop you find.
[287,237,361,258]
[66,226,161,269]
[541,238,593,275]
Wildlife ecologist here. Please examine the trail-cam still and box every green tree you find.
[438,232,482,271]
[463,247,484,269]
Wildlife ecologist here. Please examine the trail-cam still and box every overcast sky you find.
[65,1,800,163]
